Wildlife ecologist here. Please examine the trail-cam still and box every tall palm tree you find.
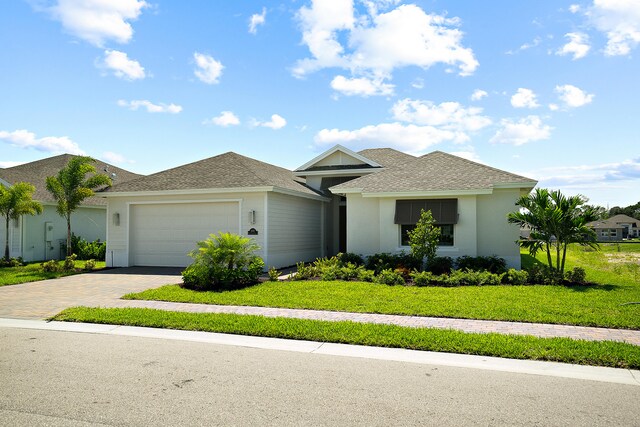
[0,182,43,261]
[46,156,112,257]
[508,188,598,274]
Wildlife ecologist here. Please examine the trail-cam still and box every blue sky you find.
[1,0,638,208]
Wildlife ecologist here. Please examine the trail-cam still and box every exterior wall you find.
[594,228,624,242]
[347,191,523,269]
[266,192,323,268]
[19,205,106,262]
[314,151,365,167]
[106,192,266,268]
[476,189,523,269]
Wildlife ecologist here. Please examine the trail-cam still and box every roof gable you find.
[0,154,143,206]
[357,148,416,169]
[106,152,322,197]
[330,150,537,194]
[295,144,381,172]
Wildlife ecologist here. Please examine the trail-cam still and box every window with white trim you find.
[395,199,457,247]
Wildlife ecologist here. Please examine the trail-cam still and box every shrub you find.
[41,259,60,272]
[291,262,316,281]
[407,209,439,269]
[447,269,504,286]
[410,270,436,286]
[267,267,280,281]
[63,233,106,260]
[339,252,365,266]
[526,264,563,285]
[374,269,405,286]
[503,268,529,286]
[365,252,421,274]
[455,255,507,274]
[0,257,23,267]
[84,259,97,271]
[565,267,587,284]
[319,265,340,281]
[356,267,376,282]
[183,232,264,290]
[426,256,454,275]
[63,254,77,271]
[339,263,360,280]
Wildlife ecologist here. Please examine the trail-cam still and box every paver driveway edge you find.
[1,318,639,387]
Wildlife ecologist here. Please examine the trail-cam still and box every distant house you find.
[102,145,537,269]
[587,214,640,242]
[0,155,141,261]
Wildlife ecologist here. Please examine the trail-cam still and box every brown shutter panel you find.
[394,199,458,224]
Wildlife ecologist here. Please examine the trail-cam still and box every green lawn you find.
[53,307,640,369]
[125,243,640,329]
[0,261,107,287]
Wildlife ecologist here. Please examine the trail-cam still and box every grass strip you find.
[53,306,640,369]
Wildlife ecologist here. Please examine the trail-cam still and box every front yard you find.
[122,243,640,330]
[0,261,106,287]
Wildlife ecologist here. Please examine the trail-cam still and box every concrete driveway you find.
[0,267,182,320]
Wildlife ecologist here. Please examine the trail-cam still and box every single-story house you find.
[0,154,141,261]
[103,145,537,269]
[587,214,639,241]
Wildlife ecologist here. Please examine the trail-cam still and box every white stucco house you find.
[0,155,141,262]
[102,145,537,269]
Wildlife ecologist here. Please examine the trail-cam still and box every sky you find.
[1,0,638,208]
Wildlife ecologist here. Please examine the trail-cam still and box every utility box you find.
[45,222,54,241]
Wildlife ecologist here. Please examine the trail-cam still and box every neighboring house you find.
[103,145,537,269]
[587,214,640,242]
[0,155,141,262]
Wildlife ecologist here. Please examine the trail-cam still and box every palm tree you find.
[508,188,598,274]
[0,182,43,261]
[46,156,112,257]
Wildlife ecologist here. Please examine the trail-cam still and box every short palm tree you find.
[508,188,598,274]
[0,182,43,261]
[46,156,112,256]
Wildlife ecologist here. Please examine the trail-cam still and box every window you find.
[401,224,454,246]
[396,199,457,247]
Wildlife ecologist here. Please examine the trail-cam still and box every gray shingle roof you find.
[106,152,322,197]
[0,154,142,206]
[357,148,416,169]
[587,214,639,229]
[330,151,537,193]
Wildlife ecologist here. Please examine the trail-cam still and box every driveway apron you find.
[0,267,182,320]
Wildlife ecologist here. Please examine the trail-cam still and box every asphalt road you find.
[1,327,639,426]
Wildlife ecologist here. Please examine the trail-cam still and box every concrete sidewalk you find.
[108,299,640,346]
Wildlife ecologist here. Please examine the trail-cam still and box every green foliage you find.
[62,254,77,271]
[0,257,23,268]
[45,156,112,256]
[41,259,61,272]
[182,232,264,290]
[608,201,640,220]
[374,268,405,286]
[503,268,529,286]
[565,267,587,284]
[0,182,43,261]
[291,262,316,281]
[425,256,454,275]
[508,188,599,274]
[83,259,97,271]
[63,233,106,260]
[455,255,507,274]
[356,268,376,282]
[365,251,420,274]
[525,264,563,285]
[339,252,365,266]
[407,209,440,268]
[267,267,280,281]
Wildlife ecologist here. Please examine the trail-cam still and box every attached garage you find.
[129,201,240,267]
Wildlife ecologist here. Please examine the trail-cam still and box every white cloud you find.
[314,122,457,154]
[117,99,182,114]
[556,32,591,59]
[249,8,266,34]
[0,129,85,155]
[255,114,287,130]
[411,78,424,89]
[555,84,594,108]
[101,151,134,164]
[506,36,542,55]
[490,116,552,146]
[193,52,224,84]
[101,50,145,80]
[449,147,483,163]
[0,161,25,168]
[510,88,540,109]
[569,4,581,13]
[528,158,640,187]
[204,111,241,127]
[294,2,477,93]
[391,99,491,138]
[330,75,394,96]
[470,89,488,101]
[587,0,640,56]
[548,103,559,111]
[46,0,148,47]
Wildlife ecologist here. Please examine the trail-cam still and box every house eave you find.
[493,181,538,190]
[294,168,381,178]
[101,186,328,201]
[294,144,382,171]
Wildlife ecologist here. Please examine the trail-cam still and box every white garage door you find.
[129,202,240,267]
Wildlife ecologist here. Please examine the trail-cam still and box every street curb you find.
[2,317,639,386]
